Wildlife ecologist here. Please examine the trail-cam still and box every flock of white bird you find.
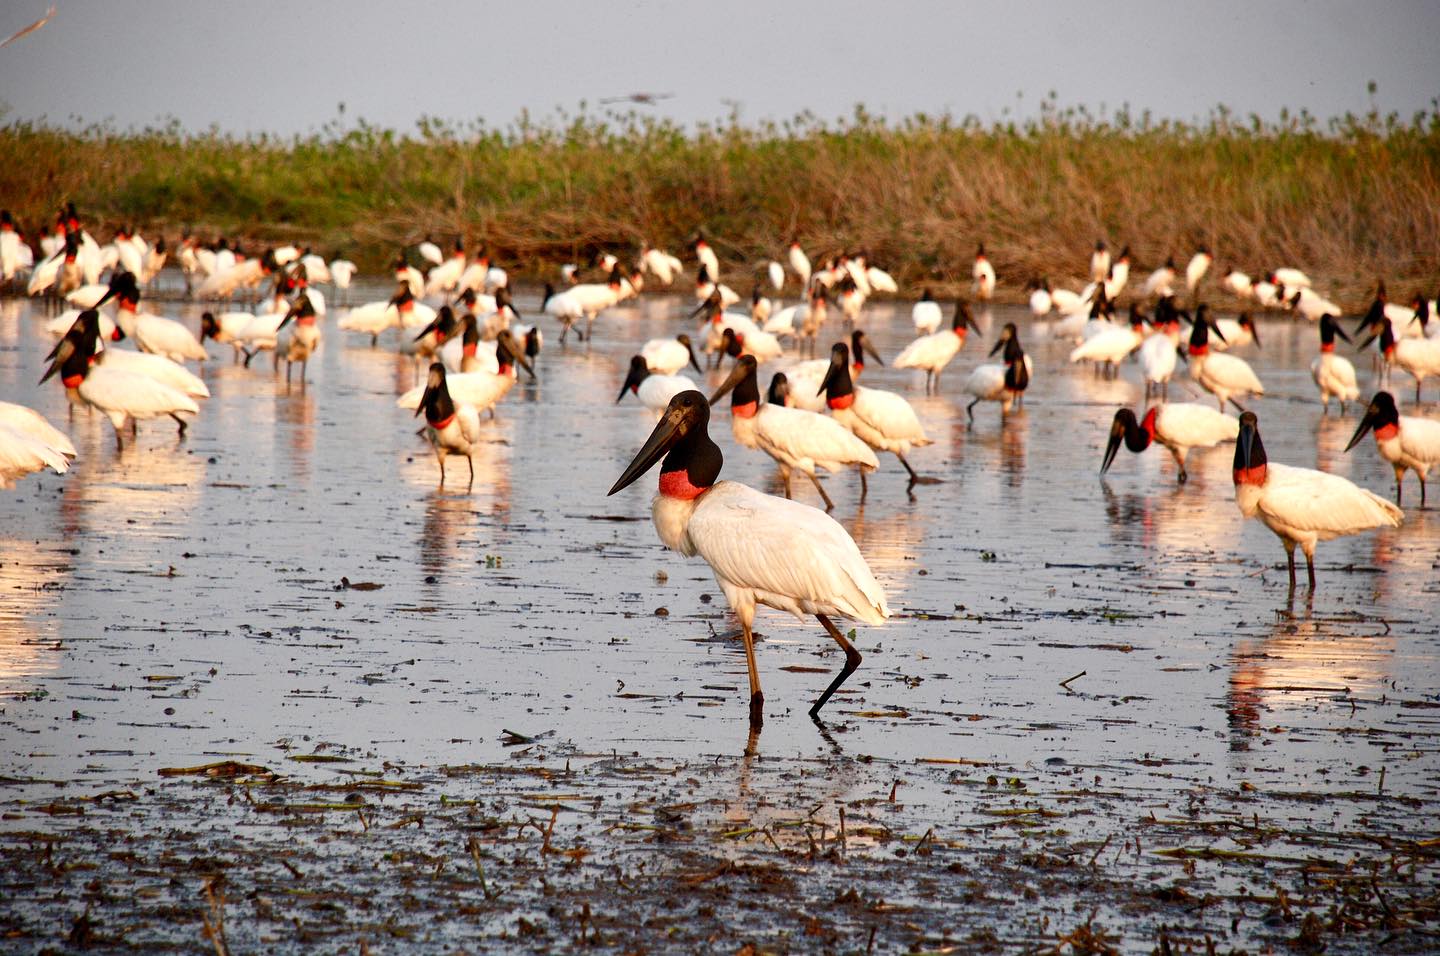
[3,206,1438,725]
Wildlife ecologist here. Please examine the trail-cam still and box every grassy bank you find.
[2,102,1437,303]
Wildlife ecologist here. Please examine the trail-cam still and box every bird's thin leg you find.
[858,467,868,503]
[966,397,979,421]
[781,467,793,500]
[1420,473,1427,508]
[467,454,475,489]
[437,452,446,489]
[896,453,920,486]
[1284,542,1297,589]
[1417,379,1423,405]
[1304,546,1316,590]
[171,413,187,438]
[1396,472,1404,507]
[739,616,764,728]
[370,334,378,348]
[806,470,835,511]
[1228,396,1247,414]
[811,614,862,721]
[1172,448,1187,484]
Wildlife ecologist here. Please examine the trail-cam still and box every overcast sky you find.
[1,1,1435,136]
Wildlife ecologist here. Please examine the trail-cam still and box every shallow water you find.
[1,282,1437,952]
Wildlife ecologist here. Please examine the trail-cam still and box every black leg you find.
[896,453,920,486]
[810,614,862,721]
[806,471,834,511]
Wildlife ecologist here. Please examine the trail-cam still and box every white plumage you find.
[1139,328,1180,399]
[1346,391,1440,506]
[787,242,811,287]
[767,260,785,292]
[1221,269,1253,299]
[1101,404,1237,483]
[912,292,942,333]
[1235,412,1401,590]
[0,403,76,460]
[1272,267,1311,289]
[96,346,210,398]
[1311,353,1359,412]
[640,336,700,376]
[397,368,518,417]
[668,480,887,625]
[117,307,208,362]
[0,423,70,488]
[972,248,995,300]
[1185,250,1212,292]
[1289,287,1341,322]
[894,302,975,392]
[1187,308,1263,410]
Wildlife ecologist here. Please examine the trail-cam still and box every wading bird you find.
[1311,314,1359,413]
[972,245,995,300]
[397,330,533,419]
[1187,306,1264,412]
[1358,311,1440,403]
[607,391,889,727]
[911,289,942,334]
[414,363,483,488]
[894,300,979,393]
[1345,391,1440,506]
[640,334,703,376]
[818,342,933,487]
[964,323,1031,420]
[1185,246,1212,293]
[781,330,881,412]
[709,355,878,509]
[1233,411,1401,589]
[617,355,697,414]
[1101,404,1238,483]
[41,312,199,448]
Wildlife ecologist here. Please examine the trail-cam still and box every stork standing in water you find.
[1311,314,1359,413]
[1233,411,1401,589]
[894,299,980,393]
[414,363,483,488]
[608,391,889,727]
[818,342,934,488]
[1186,305,1264,411]
[41,311,199,448]
[1345,391,1440,507]
[709,355,878,509]
[964,323,1031,420]
[1100,404,1238,483]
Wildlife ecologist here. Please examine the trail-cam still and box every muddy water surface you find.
[1,284,1436,952]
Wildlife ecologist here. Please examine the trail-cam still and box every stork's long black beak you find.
[608,397,696,496]
[988,331,1008,357]
[616,365,641,404]
[413,314,442,342]
[1100,416,1125,475]
[707,358,749,407]
[858,333,884,366]
[1344,405,1377,453]
[497,331,534,380]
[1357,331,1377,351]
[40,337,75,385]
[1237,418,1257,470]
[817,349,844,397]
[687,342,702,374]
[415,364,444,418]
[1247,320,1260,349]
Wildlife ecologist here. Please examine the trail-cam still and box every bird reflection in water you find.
[276,387,315,487]
[1226,599,1394,759]
[1314,413,1357,477]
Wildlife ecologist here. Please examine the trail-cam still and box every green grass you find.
[2,100,1436,304]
